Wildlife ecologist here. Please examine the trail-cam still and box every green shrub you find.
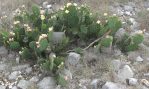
[117,30,144,52]
[0,2,144,86]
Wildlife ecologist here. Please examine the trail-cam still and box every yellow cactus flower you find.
[65,10,69,14]
[13,21,20,25]
[96,20,101,24]
[48,27,53,32]
[73,3,77,6]
[40,15,45,20]
[66,3,72,7]
[10,32,15,36]
[104,13,108,16]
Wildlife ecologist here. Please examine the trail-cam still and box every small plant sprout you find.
[66,3,72,7]
[40,15,45,20]
[65,10,69,14]
[96,20,101,24]
[13,21,20,25]
[104,13,108,16]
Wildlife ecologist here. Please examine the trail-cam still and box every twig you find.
[66,30,111,53]
[83,30,111,50]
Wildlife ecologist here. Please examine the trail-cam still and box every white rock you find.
[30,76,39,82]
[126,78,138,86]
[17,80,32,89]
[16,57,20,64]
[124,5,133,11]
[25,67,32,74]
[63,69,72,80]
[117,65,134,82]
[0,46,8,56]
[144,73,149,77]
[46,5,52,9]
[136,56,144,62]
[0,63,7,71]
[102,82,119,89]
[37,77,56,89]
[91,79,99,89]
[42,2,48,8]
[67,52,81,66]
[0,85,6,89]
[125,11,132,16]
[8,71,20,80]
[115,28,126,41]
[12,64,29,71]
[12,86,18,89]
[112,60,121,71]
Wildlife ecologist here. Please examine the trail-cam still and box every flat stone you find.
[136,56,144,62]
[67,52,81,66]
[90,79,99,89]
[42,1,48,8]
[115,28,126,41]
[0,46,8,56]
[124,5,133,11]
[126,78,138,86]
[30,76,39,83]
[17,80,33,89]
[8,71,21,80]
[25,67,32,74]
[117,65,134,82]
[0,85,6,89]
[62,69,72,80]
[37,77,56,89]
[102,82,119,89]
[12,64,30,71]
[0,63,7,72]
[12,86,18,89]
[112,60,121,71]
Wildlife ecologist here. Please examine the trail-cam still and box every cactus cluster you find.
[117,30,144,52]
[0,3,144,85]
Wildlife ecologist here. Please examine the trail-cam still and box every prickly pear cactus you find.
[117,30,144,52]
[100,35,113,47]
[9,41,20,50]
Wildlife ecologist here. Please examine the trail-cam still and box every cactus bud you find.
[96,20,101,24]
[66,3,72,7]
[65,10,69,14]
[40,15,45,20]
[13,21,20,25]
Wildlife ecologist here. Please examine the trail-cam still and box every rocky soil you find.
[1,0,149,89]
